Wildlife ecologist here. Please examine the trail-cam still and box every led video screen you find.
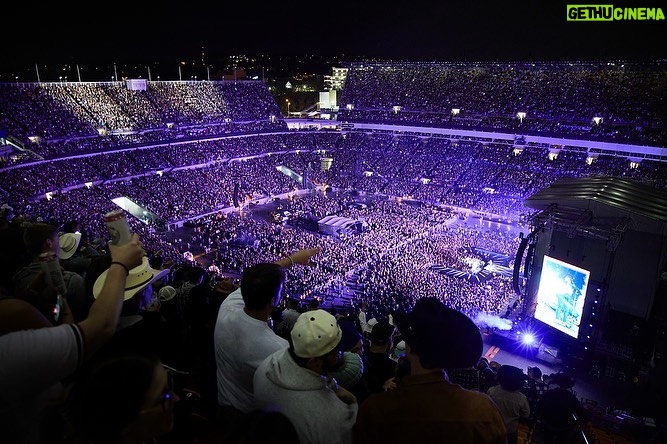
[534,255,590,339]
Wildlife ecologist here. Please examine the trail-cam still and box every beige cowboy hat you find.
[59,232,82,260]
[93,257,169,301]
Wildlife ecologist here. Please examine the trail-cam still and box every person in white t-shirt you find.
[214,247,320,423]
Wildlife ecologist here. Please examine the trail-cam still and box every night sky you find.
[4,0,666,69]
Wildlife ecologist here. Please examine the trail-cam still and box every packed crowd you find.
[0,222,591,443]
[1,62,663,443]
[0,80,286,160]
[3,130,665,225]
[337,61,667,146]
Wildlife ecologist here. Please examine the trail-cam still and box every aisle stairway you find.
[321,270,366,311]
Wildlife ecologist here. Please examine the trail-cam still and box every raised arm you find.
[77,234,144,358]
[274,247,321,268]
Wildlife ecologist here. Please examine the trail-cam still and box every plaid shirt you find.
[447,367,482,391]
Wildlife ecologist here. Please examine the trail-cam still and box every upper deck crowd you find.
[338,61,667,147]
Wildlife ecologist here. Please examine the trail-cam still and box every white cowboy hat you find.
[93,257,169,301]
[59,232,82,260]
